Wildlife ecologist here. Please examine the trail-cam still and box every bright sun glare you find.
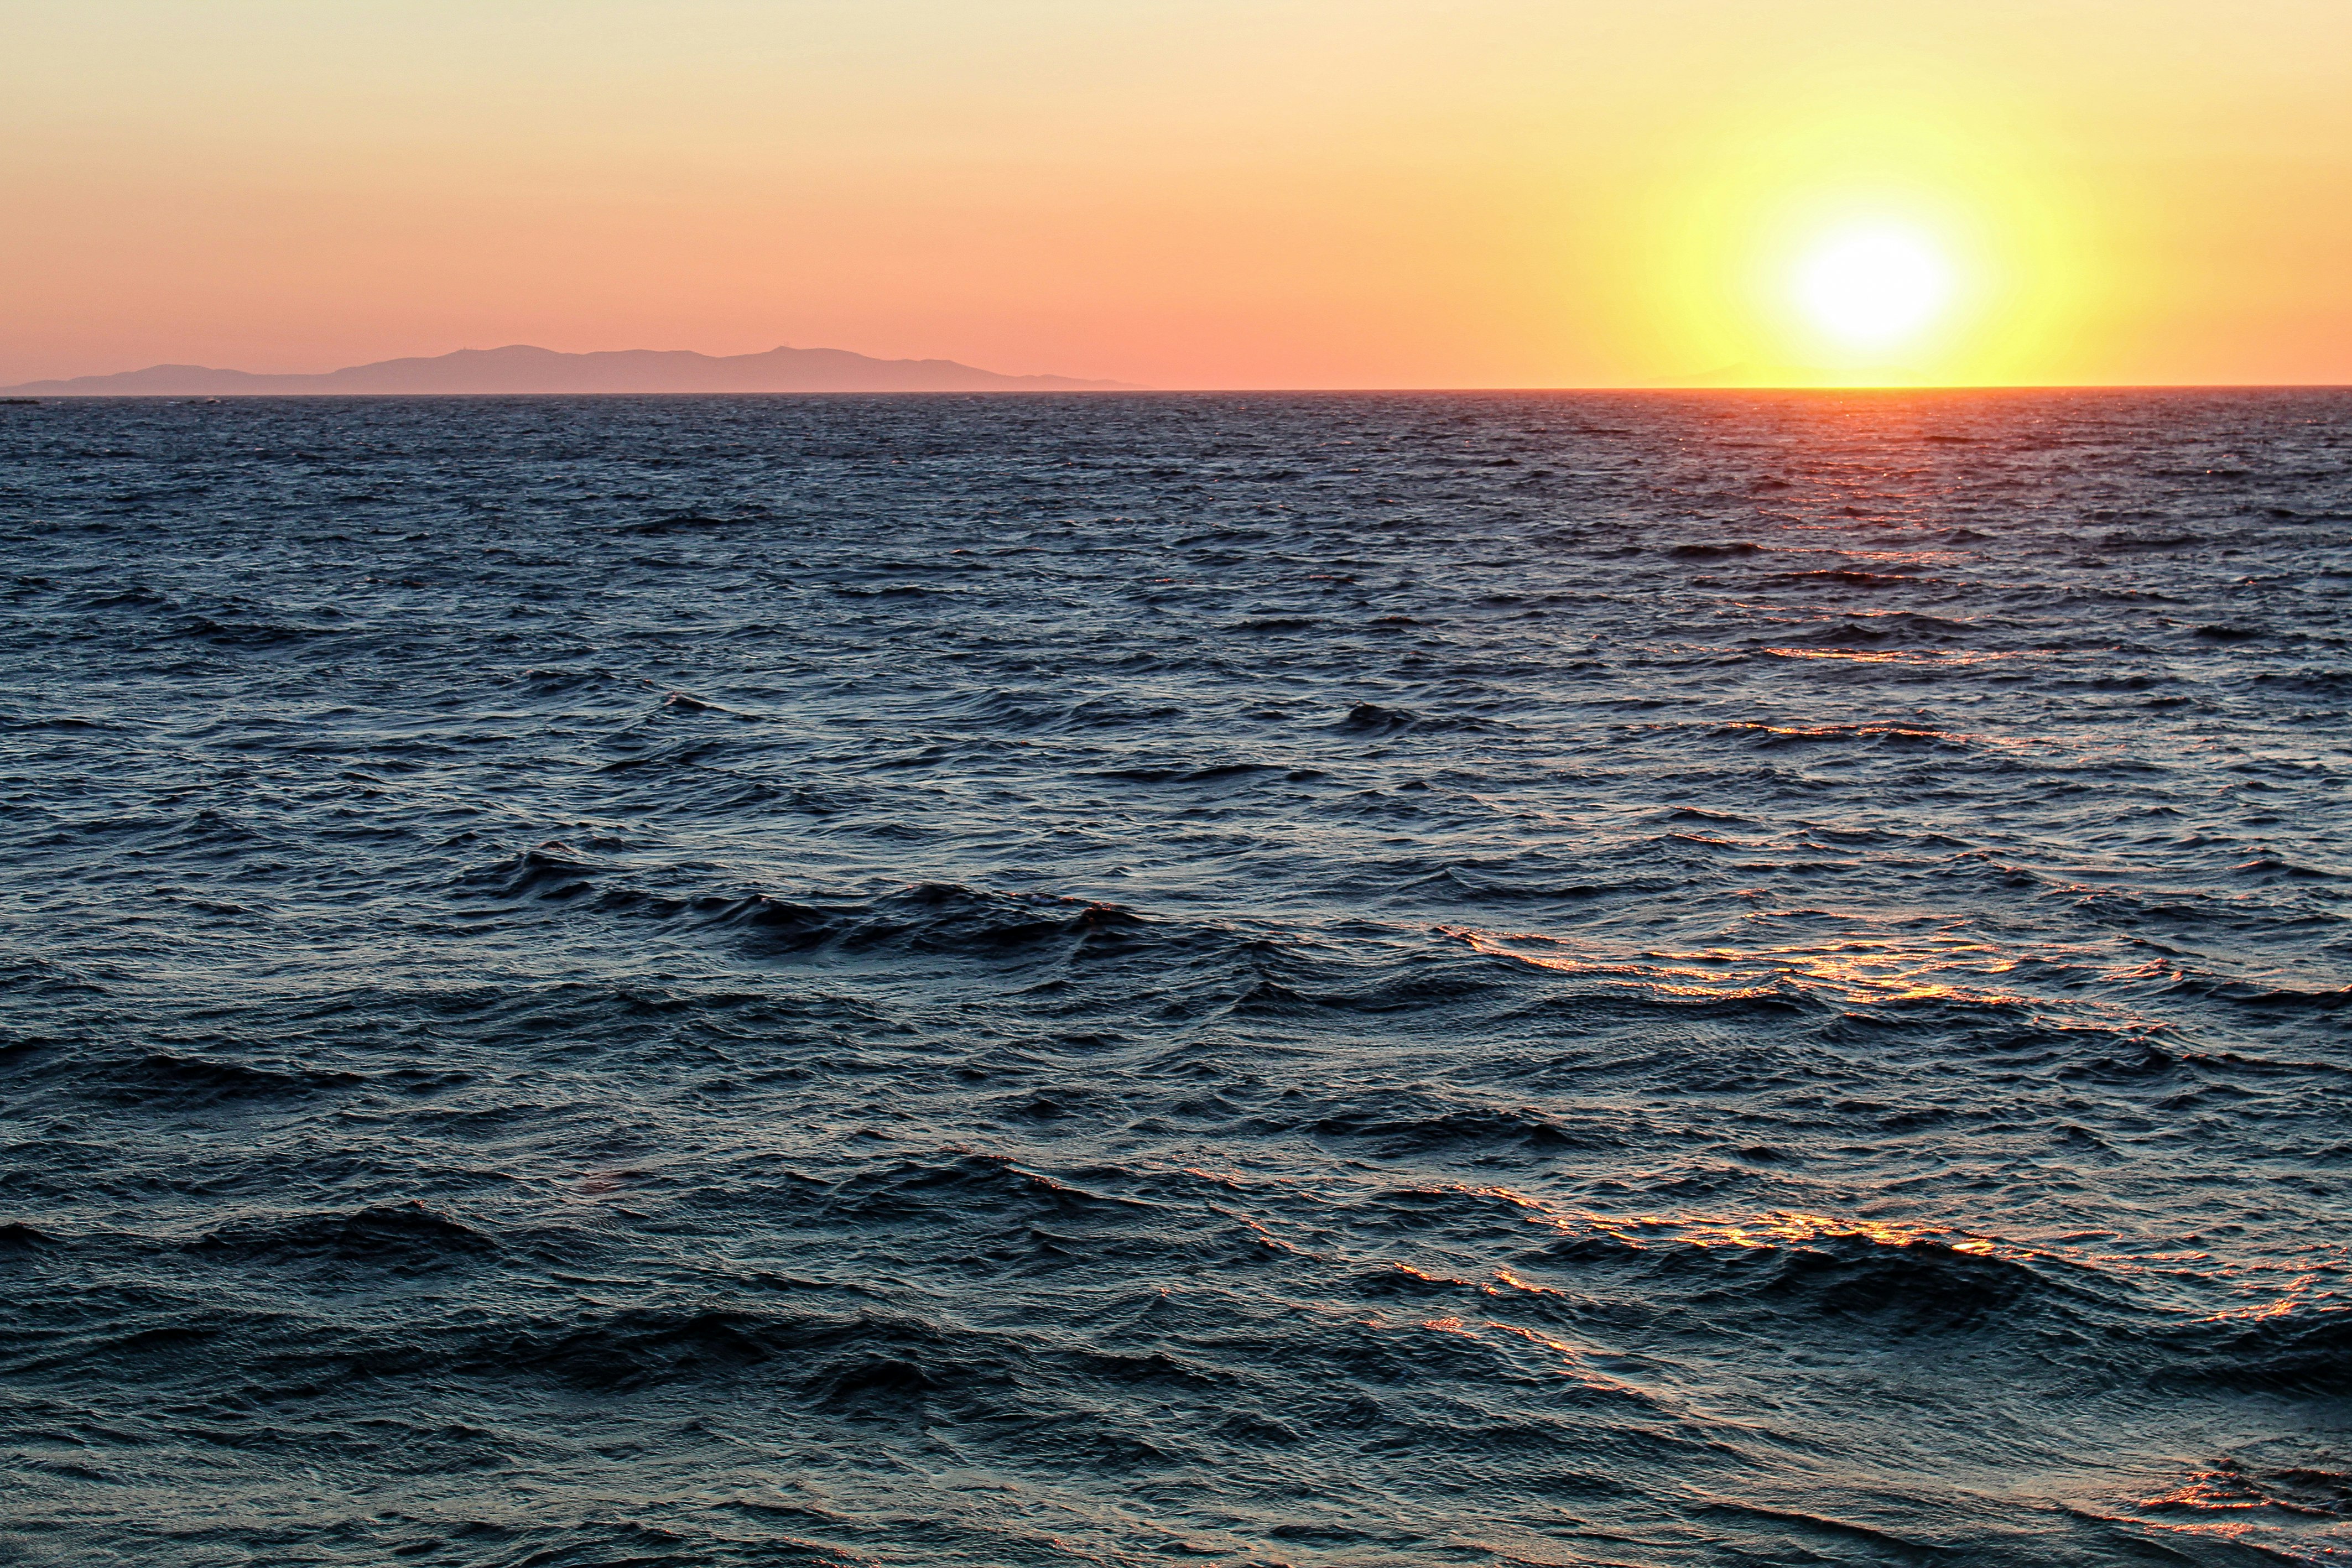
[1793,225,1954,352]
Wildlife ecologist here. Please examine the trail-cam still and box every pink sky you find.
[7,0,2349,388]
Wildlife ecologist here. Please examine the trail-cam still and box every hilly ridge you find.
[1,343,1138,395]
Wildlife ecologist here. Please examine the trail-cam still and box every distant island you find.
[0,343,1139,397]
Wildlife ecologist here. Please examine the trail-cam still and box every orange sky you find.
[5,0,2348,388]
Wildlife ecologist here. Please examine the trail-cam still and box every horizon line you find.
[7,382,2349,398]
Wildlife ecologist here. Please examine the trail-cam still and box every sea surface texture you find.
[3,391,2349,1568]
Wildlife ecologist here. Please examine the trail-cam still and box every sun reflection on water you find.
[1444,923,2060,1012]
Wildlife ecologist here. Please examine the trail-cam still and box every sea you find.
[2,389,2348,1567]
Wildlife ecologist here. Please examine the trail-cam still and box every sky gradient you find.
[6,0,2348,388]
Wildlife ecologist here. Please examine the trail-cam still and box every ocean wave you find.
[5,388,2349,1566]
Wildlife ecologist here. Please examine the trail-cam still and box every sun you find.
[1792,224,1955,352]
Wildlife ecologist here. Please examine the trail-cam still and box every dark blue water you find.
[3,390,2348,1567]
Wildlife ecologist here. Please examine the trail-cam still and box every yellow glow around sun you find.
[1617,85,2100,386]
[1793,225,1954,350]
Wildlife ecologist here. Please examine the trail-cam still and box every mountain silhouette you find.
[1,344,1138,396]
